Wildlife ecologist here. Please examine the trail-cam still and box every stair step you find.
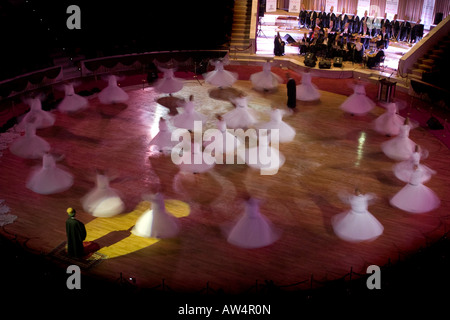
[421,59,435,65]
[417,64,433,70]
[231,35,250,40]
[411,69,426,77]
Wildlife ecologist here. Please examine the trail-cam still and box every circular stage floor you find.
[1,79,449,294]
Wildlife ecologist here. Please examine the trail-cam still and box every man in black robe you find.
[66,207,87,258]
[274,32,285,56]
[286,75,297,109]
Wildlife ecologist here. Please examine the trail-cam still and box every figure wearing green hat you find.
[65,207,87,258]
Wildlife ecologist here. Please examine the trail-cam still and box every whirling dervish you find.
[226,197,281,249]
[9,122,50,159]
[249,59,283,92]
[131,193,180,239]
[56,82,89,113]
[17,94,55,131]
[372,102,405,136]
[153,65,184,95]
[254,108,296,143]
[149,117,176,153]
[26,153,74,195]
[339,79,376,115]
[331,188,384,242]
[393,145,435,183]
[172,95,207,131]
[237,131,285,176]
[381,117,416,161]
[296,70,321,101]
[390,165,440,214]
[81,172,125,217]
[177,138,215,174]
[98,74,129,104]
[203,58,238,88]
[222,93,258,129]
[203,114,241,162]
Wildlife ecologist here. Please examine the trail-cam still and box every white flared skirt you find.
[98,86,129,104]
[132,208,180,239]
[296,83,321,101]
[227,215,280,249]
[331,210,384,242]
[154,77,184,94]
[203,70,238,87]
[340,94,376,115]
[26,167,74,195]
[58,94,89,113]
[390,183,440,214]
[81,187,125,217]
[381,137,416,161]
[373,113,405,136]
[9,136,51,159]
[250,71,283,91]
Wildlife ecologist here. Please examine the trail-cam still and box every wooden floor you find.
[1,79,450,294]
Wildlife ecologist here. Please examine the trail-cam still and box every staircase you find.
[408,34,450,81]
[229,0,253,54]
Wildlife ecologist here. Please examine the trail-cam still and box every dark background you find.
[0,0,234,80]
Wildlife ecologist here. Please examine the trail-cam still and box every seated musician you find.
[308,27,322,54]
[299,32,311,55]
[353,36,364,63]
[360,22,371,49]
[341,37,352,60]
[366,43,385,69]
[331,33,343,57]
[377,26,390,49]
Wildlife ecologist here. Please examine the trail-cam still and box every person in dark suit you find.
[274,32,285,56]
[399,17,411,41]
[65,208,87,258]
[299,3,307,28]
[380,13,390,32]
[349,9,360,34]
[360,10,369,28]
[327,6,337,31]
[318,6,328,28]
[307,6,317,29]
[391,14,400,40]
[336,7,348,32]
[410,19,424,43]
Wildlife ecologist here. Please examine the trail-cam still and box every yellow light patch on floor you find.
[85,200,190,259]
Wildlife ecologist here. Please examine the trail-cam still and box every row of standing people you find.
[298,5,424,43]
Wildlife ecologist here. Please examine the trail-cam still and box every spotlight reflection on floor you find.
[85,199,190,259]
